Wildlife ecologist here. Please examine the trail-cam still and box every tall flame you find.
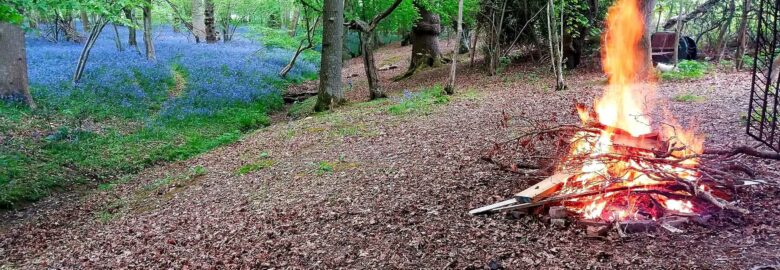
[556,0,708,222]
[596,0,653,137]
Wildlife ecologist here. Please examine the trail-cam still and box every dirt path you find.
[2,44,779,269]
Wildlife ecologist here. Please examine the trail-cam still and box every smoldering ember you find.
[2,0,780,268]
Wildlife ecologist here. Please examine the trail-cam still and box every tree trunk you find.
[204,0,217,43]
[735,0,751,70]
[360,32,384,99]
[143,0,156,60]
[446,0,464,95]
[289,8,301,37]
[0,22,35,108]
[672,3,684,65]
[192,0,206,42]
[641,0,656,73]
[314,0,346,111]
[112,24,124,51]
[124,9,138,48]
[73,19,108,82]
[715,0,736,62]
[407,1,444,74]
[80,11,91,32]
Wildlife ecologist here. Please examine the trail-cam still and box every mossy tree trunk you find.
[0,22,35,108]
[407,1,445,75]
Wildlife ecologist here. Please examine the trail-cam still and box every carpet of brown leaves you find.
[1,43,779,269]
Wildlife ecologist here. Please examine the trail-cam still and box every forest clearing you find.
[2,0,780,268]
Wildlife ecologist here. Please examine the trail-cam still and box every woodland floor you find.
[2,42,780,269]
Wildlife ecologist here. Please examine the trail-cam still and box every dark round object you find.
[683,36,698,60]
[677,37,689,60]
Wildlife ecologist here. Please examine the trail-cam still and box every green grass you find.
[388,84,450,115]
[673,93,705,103]
[288,97,317,119]
[236,159,276,176]
[0,71,297,209]
[661,60,709,81]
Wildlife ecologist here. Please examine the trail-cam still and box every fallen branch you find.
[704,145,780,160]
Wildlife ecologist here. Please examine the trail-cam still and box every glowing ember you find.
[553,0,710,222]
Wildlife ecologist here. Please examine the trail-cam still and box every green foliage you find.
[288,97,318,119]
[388,84,450,115]
[673,93,704,103]
[236,153,274,175]
[0,75,287,209]
[661,60,709,81]
[316,161,335,175]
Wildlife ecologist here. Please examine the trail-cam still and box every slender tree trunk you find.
[113,24,124,51]
[0,22,35,108]
[124,9,138,48]
[80,11,91,32]
[192,0,206,42]
[289,8,301,37]
[314,0,346,111]
[407,1,444,74]
[445,0,464,95]
[204,0,217,43]
[672,3,684,65]
[470,22,480,67]
[641,0,656,73]
[73,19,109,82]
[143,0,156,60]
[715,0,736,62]
[347,0,402,99]
[735,0,751,70]
[360,32,384,99]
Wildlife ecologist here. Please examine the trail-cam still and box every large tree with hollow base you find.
[401,0,445,78]
[0,22,35,108]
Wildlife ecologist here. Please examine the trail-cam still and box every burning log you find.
[473,0,766,235]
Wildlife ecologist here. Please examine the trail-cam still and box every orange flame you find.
[595,0,653,137]
[557,0,707,222]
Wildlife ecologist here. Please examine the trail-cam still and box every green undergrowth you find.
[661,60,709,81]
[673,92,705,103]
[236,152,276,176]
[0,68,309,209]
[388,84,450,115]
[94,165,208,222]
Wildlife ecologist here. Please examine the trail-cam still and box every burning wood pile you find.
[471,0,758,235]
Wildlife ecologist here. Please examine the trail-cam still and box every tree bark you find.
[289,8,301,37]
[80,11,91,32]
[407,1,444,74]
[204,0,217,43]
[73,19,109,82]
[715,0,736,62]
[192,0,206,42]
[641,0,656,73]
[672,2,684,65]
[735,0,751,70]
[663,0,719,30]
[360,32,384,99]
[314,0,346,111]
[143,0,156,60]
[0,22,35,108]
[113,24,124,51]
[346,0,403,99]
[445,0,464,95]
[124,9,138,48]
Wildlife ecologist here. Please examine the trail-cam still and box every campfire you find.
[471,0,750,233]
